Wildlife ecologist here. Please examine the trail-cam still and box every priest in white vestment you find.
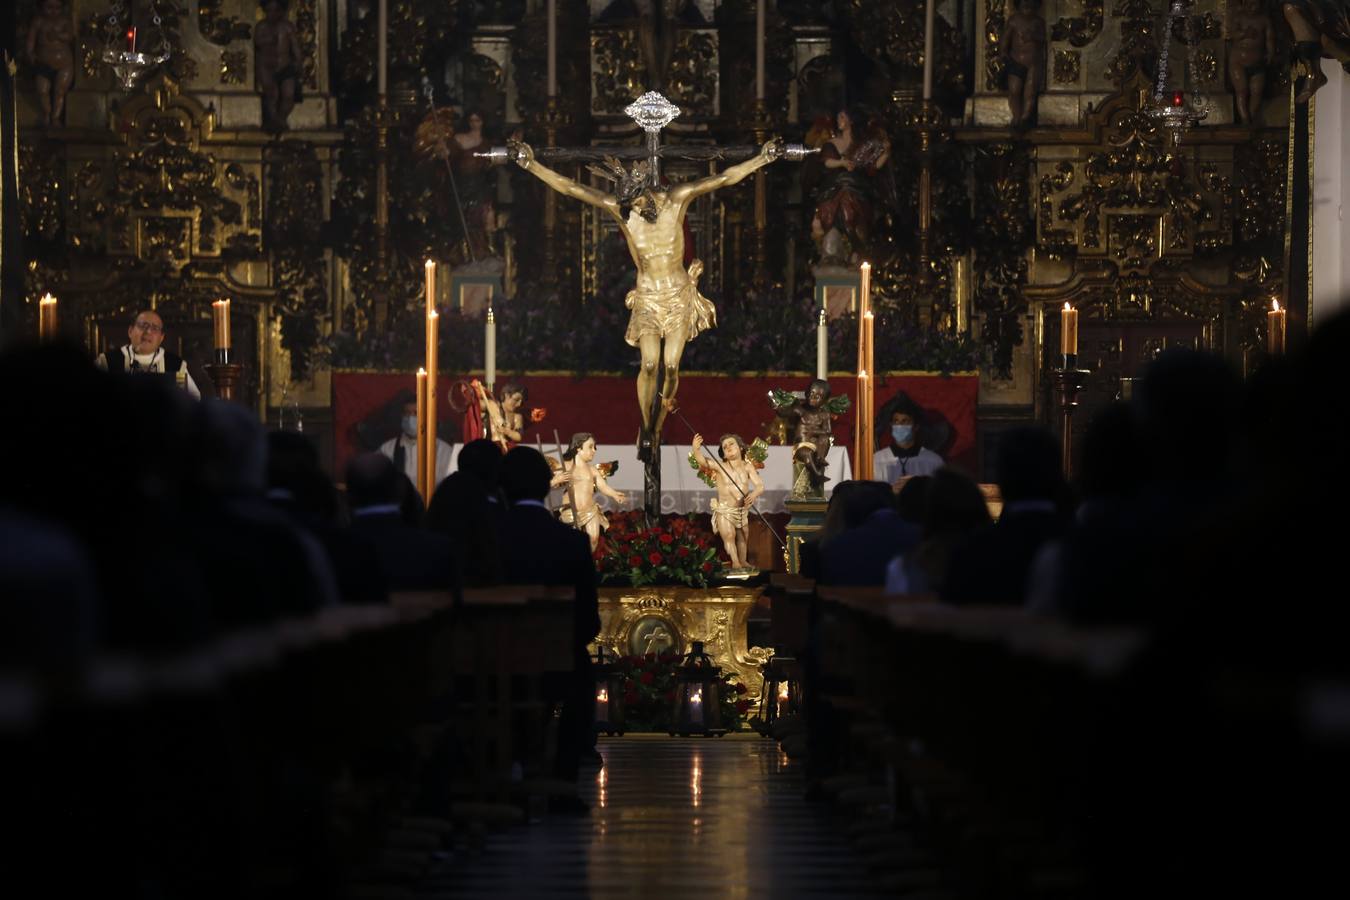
[94,309,202,399]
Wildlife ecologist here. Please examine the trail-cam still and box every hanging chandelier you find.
[100,0,174,91]
[1148,0,1207,142]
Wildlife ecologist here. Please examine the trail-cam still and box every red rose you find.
[735,682,748,695]
[676,546,690,559]
[648,551,663,565]
[639,671,654,685]
[735,699,752,713]
[701,561,713,573]
[658,533,674,545]
[628,555,643,567]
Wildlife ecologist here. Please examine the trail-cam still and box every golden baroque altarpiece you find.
[12,0,1294,435]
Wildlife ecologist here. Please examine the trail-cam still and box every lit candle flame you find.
[778,683,790,701]
[1064,302,1072,311]
[690,689,702,705]
[1272,299,1281,312]
[596,687,608,703]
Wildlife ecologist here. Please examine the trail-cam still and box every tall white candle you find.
[816,307,828,380]
[377,0,388,96]
[547,0,557,97]
[756,0,766,100]
[922,0,935,101]
[485,306,497,389]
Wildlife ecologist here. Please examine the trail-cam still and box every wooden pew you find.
[801,582,1151,895]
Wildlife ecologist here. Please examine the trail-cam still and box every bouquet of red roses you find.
[594,511,725,587]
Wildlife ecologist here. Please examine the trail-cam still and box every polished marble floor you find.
[423,735,888,898]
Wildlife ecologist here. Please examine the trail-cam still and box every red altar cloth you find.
[333,372,978,477]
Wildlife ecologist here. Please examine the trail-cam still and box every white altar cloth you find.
[448,443,852,515]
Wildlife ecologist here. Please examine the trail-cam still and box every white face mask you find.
[402,415,418,437]
[891,424,914,445]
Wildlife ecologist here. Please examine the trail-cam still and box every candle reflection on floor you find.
[436,739,886,896]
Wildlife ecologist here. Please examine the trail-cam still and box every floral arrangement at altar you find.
[321,275,980,376]
[613,651,752,733]
[594,511,725,588]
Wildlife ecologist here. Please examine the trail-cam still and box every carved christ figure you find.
[1000,0,1047,129]
[26,0,74,127]
[1228,0,1276,124]
[255,0,305,132]
[510,139,786,450]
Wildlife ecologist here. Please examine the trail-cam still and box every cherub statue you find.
[254,0,305,132]
[1228,0,1276,124]
[25,0,74,127]
[1281,0,1350,102]
[999,0,1046,129]
[688,433,767,574]
[770,379,850,500]
[553,432,627,552]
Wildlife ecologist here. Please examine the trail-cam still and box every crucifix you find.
[478,92,814,518]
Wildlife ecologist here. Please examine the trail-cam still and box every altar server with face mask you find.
[379,396,453,494]
[873,392,945,487]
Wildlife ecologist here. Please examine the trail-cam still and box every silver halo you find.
[624,92,681,133]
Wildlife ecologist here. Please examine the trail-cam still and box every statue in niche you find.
[255,0,305,132]
[1228,0,1276,124]
[452,110,500,260]
[25,0,75,127]
[806,108,891,266]
[1281,0,1350,102]
[999,0,1046,129]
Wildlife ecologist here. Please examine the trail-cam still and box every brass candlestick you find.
[1053,367,1091,479]
[206,363,244,403]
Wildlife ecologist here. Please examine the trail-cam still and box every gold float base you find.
[595,585,772,707]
